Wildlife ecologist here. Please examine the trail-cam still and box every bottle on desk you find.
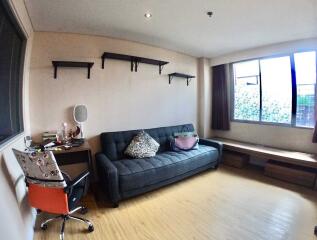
[62,122,71,144]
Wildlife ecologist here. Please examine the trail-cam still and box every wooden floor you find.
[34,166,317,240]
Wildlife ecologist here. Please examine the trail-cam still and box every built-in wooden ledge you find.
[213,137,317,169]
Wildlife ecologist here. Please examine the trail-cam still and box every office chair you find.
[13,149,94,240]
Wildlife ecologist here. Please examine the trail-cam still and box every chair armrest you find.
[95,153,121,204]
[199,138,223,162]
[64,170,89,193]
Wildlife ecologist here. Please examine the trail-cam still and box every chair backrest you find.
[28,183,69,214]
[13,149,69,214]
[13,149,66,188]
[100,124,195,160]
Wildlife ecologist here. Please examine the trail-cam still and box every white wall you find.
[197,58,212,138]
[209,38,317,153]
[210,38,317,66]
[0,137,35,240]
[29,32,198,156]
[0,0,34,239]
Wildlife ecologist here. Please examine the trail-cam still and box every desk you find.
[53,141,94,182]
[213,137,317,189]
[213,137,317,169]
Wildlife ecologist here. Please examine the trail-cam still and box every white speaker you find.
[73,104,88,139]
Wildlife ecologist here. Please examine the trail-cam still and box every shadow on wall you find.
[86,135,101,178]
[59,105,102,154]
[31,105,102,177]
[63,106,102,158]
[65,106,74,124]
[0,151,36,236]
[1,152,26,204]
[32,105,75,142]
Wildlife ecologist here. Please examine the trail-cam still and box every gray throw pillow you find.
[124,131,160,158]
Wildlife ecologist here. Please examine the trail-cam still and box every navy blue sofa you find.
[96,124,222,207]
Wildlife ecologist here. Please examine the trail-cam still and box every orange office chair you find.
[13,149,94,240]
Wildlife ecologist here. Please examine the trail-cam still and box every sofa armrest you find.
[95,153,121,204]
[199,139,223,162]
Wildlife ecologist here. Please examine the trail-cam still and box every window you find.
[0,1,26,145]
[260,56,292,124]
[233,60,260,121]
[232,51,317,128]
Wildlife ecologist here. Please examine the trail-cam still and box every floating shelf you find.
[101,52,169,74]
[52,61,94,79]
[168,72,195,86]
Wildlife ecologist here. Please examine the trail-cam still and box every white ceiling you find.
[25,0,317,57]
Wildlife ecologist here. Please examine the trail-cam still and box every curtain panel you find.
[211,64,230,130]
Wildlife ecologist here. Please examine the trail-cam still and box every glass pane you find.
[233,60,260,121]
[295,51,316,84]
[234,60,259,78]
[260,56,292,124]
[295,51,316,127]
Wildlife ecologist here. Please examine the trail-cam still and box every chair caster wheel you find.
[88,224,94,232]
[80,206,88,214]
[41,224,48,230]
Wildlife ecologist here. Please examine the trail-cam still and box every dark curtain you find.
[211,64,230,130]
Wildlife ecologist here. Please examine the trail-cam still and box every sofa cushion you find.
[113,145,218,192]
[100,124,194,160]
[124,131,160,158]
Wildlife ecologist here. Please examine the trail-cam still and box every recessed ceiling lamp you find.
[207,11,213,17]
[144,13,152,18]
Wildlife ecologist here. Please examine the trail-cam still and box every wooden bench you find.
[213,137,317,189]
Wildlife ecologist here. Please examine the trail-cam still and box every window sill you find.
[231,119,314,130]
[0,132,25,152]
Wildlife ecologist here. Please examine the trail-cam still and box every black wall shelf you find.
[168,72,195,86]
[52,61,94,79]
[101,52,169,74]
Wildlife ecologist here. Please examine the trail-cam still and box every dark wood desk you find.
[53,141,94,181]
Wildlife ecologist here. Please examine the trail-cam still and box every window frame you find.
[0,0,27,147]
[230,50,317,129]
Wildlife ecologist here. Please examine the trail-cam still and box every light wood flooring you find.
[34,166,317,240]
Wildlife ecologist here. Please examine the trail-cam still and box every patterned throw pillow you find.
[13,149,66,188]
[124,131,160,158]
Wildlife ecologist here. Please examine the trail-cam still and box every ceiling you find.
[25,0,317,58]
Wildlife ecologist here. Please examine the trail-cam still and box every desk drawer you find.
[265,160,316,188]
[223,150,249,168]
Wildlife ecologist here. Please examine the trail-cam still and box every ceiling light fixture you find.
[207,11,213,18]
[144,13,152,18]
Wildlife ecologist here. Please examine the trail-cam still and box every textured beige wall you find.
[29,32,198,155]
[0,0,35,240]
[210,38,317,153]
[197,58,212,138]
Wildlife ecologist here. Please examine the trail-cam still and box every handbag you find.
[170,135,199,151]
